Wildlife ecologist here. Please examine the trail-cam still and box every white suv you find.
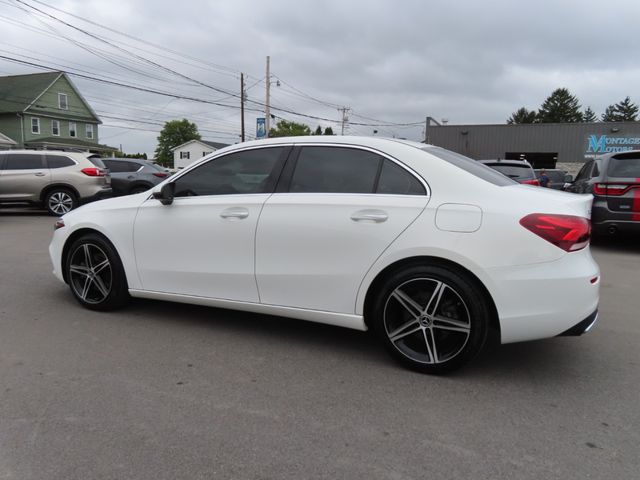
[0,150,112,215]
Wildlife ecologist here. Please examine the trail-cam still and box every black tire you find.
[64,233,129,311]
[370,264,490,374]
[45,188,77,216]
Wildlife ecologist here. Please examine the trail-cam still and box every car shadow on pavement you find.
[112,296,593,382]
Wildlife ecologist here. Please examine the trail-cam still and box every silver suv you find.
[0,150,112,215]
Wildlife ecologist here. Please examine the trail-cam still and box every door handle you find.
[350,209,388,223]
[220,207,249,220]
[34,172,46,177]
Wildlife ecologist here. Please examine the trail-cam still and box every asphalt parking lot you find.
[1,211,639,480]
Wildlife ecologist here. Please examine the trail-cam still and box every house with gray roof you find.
[0,71,115,153]
[171,139,230,169]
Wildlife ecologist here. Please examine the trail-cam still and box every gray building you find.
[426,121,640,171]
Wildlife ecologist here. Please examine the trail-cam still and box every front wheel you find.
[65,234,129,310]
[371,265,490,374]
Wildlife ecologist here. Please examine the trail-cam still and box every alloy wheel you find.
[48,192,74,214]
[383,278,471,365]
[68,243,112,304]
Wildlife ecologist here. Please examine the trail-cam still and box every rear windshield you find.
[88,156,106,169]
[483,163,535,180]
[607,156,640,178]
[422,147,516,186]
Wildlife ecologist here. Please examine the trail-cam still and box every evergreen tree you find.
[600,98,638,122]
[323,126,334,135]
[582,106,597,122]
[507,107,537,124]
[537,88,583,123]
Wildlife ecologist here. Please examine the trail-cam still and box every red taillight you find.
[81,167,105,177]
[593,183,635,196]
[519,213,591,252]
[521,179,540,186]
[152,172,168,178]
[54,219,65,230]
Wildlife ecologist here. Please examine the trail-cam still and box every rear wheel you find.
[371,264,490,374]
[45,189,77,216]
[65,234,129,310]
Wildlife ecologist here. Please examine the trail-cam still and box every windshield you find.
[607,156,640,178]
[483,163,535,180]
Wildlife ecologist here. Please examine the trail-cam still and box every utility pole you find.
[240,73,245,142]
[339,106,351,135]
[265,56,270,138]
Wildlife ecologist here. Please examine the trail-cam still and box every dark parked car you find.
[479,160,539,185]
[101,158,170,196]
[565,151,640,235]
[534,168,571,190]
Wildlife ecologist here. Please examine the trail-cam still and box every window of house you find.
[289,146,382,194]
[202,151,212,157]
[173,147,284,197]
[180,151,190,159]
[31,117,40,134]
[58,93,68,110]
[52,120,60,136]
[69,122,77,138]
[85,124,94,139]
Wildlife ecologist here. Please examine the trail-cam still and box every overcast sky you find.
[2,0,640,156]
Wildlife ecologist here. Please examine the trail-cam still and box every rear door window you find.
[289,146,381,193]
[47,156,76,169]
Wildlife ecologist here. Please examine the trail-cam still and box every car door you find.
[0,153,50,202]
[255,145,430,314]
[133,146,289,302]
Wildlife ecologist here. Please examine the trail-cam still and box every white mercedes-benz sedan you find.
[49,137,599,373]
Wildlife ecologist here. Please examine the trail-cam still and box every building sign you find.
[256,118,266,139]
[585,134,640,158]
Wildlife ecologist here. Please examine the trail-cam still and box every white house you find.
[171,139,230,169]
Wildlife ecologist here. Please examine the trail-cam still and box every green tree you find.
[537,88,583,123]
[154,119,201,166]
[313,125,323,135]
[114,151,148,159]
[507,107,537,124]
[323,126,334,135]
[602,96,638,122]
[582,106,597,122]
[268,120,312,137]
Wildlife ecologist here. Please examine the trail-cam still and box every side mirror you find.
[564,174,573,183]
[152,182,175,205]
